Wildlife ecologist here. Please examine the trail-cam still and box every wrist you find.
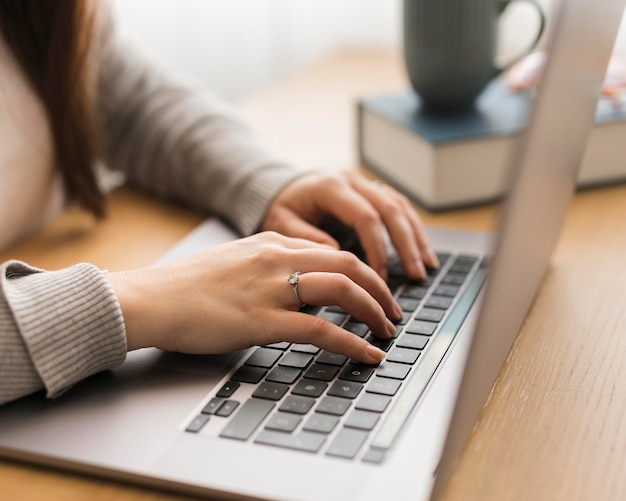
[106,270,148,351]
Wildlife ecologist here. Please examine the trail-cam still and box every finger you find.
[403,200,439,269]
[293,272,397,338]
[311,183,389,280]
[265,207,340,249]
[353,177,438,278]
[275,311,386,364]
[356,179,425,280]
[286,249,403,320]
[253,231,336,251]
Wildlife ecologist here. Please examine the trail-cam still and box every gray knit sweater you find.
[0,14,299,405]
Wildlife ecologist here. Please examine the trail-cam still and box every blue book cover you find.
[361,77,626,146]
[358,77,626,211]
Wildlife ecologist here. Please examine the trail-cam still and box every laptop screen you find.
[431,0,626,497]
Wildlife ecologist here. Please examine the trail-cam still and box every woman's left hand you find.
[262,170,439,281]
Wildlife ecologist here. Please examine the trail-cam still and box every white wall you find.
[112,0,626,102]
[112,0,401,102]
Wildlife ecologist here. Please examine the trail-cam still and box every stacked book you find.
[357,77,626,211]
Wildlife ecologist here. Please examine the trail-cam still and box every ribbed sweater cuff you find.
[2,261,127,398]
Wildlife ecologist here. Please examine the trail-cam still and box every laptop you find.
[0,0,623,499]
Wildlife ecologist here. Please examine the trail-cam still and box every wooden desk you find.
[2,50,626,501]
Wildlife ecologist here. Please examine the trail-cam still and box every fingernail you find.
[416,260,427,279]
[366,344,386,363]
[393,301,403,320]
[427,249,440,269]
[386,319,397,336]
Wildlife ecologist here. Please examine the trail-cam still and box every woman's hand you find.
[107,232,403,364]
[262,170,438,281]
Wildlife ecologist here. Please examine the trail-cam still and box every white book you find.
[357,77,626,210]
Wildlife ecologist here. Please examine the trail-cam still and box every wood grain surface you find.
[1,49,625,501]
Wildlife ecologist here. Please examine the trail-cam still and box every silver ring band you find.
[288,271,306,308]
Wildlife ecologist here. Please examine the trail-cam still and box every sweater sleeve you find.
[0,261,126,405]
[96,18,302,237]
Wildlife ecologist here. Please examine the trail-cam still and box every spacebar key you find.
[220,398,275,441]
[255,430,326,453]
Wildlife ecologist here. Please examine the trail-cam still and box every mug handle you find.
[494,0,547,76]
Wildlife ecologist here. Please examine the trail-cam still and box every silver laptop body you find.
[0,1,623,500]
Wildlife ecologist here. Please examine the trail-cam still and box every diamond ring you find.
[287,272,305,308]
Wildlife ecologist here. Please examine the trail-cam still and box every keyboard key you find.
[400,285,428,300]
[397,297,420,312]
[231,365,267,384]
[279,395,315,415]
[319,311,348,325]
[387,277,404,295]
[216,400,240,417]
[394,312,412,326]
[435,252,451,266]
[244,347,282,368]
[424,296,453,310]
[355,393,391,413]
[265,412,302,432]
[449,263,474,274]
[279,352,314,369]
[291,344,321,354]
[326,428,368,459]
[386,347,420,365]
[395,334,429,350]
[361,448,386,464]
[417,275,435,286]
[216,381,240,398]
[186,414,210,433]
[264,341,291,350]
[343,321,369,337]
[252,382,290,401]
[316,396,352,416]
[415,308,445,322]
[345,410,380,431]
[292,379,328,398]
[388,259,406,277]
[456,255,478,265]
[201,397,224,415]
[327,380,363,399]
[304,363,340,381]
[441,273,466,285]
[366,377,402,396]
[266,366,301,384]
[316,351,348,366]
[220,399,275,441]
[339,364,375,383]
[303,414,339,434]
[364,335,394,352]
[405,320,437,336]
[376,362,411,380]
[255,430,326,453]
[449,265,471,275]
[434,284,461,297]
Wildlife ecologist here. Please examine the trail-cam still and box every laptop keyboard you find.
[185,250,488,464]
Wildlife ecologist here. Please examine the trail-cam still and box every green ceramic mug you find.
[403,0,546,111]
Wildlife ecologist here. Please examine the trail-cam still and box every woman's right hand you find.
[106,232,403,364]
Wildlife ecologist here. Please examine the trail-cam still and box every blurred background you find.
[112,0,626,102]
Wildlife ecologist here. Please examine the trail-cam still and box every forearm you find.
[97,29,300,236]
[0,261,127,405]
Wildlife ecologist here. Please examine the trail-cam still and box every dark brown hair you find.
[0,0,105,217]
